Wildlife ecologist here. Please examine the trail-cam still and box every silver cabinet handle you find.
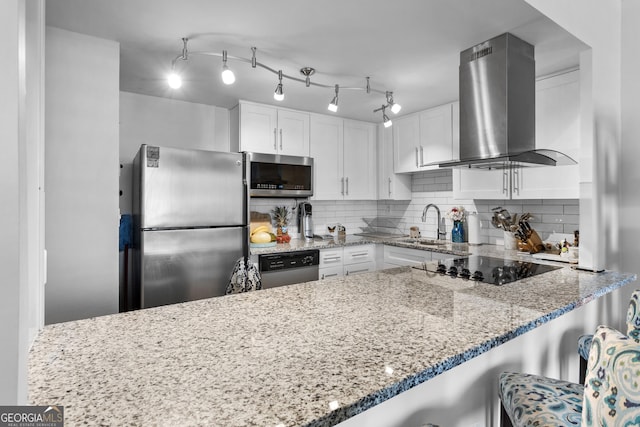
[502,169,509,196]
[388,177,392,196]
[346,268,369,275]
[323,256,342,262]
[415,147,419,168]
[513,167,520,195]
[345,177,349,196]
[419,146,424,167]
[273,128,277,150]
[341,177,345,195]
[322,273,339,279]
[279,128,283,150]
[349,252,369,257]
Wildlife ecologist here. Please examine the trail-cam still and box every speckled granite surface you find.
[29,248,636,426]
[250,235,469,257]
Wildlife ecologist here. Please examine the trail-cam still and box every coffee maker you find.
[298,202,313,241]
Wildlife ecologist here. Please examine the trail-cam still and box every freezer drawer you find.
[135,145,246,229]
[140,227,245,308]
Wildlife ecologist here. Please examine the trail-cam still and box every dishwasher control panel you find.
[259,250,320,272]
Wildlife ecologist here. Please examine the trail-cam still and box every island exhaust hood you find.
[438,33,576,169]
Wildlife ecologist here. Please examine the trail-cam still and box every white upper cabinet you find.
[515,70,580,199]
[311,114,376,200]
[393,113,421,173]
[310,114,344,200]
[393,102,457,173]
[378,124,411,200]
[233,101,310,157]
[343,119,377,200]
[454,70,580,200]
[418,103,454,168]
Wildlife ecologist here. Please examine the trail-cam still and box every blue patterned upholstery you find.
[578,290,640,384]
[498,371,583,426]
[578,334,593,361]
[500,324,640,427]
[582,325,640,426]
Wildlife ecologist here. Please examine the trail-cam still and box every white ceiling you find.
[45,0,588,123]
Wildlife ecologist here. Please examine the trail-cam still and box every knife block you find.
[526,230,546,254]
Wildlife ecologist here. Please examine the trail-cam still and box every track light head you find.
[167,71,182,89]
[381,105,392,127]
[221,51,236,85]
[386,91,401,114]
[328,84,339,112]
[274,70,284,101]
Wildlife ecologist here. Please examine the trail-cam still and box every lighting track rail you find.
[167,38,402,123]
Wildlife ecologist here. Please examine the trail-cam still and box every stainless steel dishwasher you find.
[258,250,320,289]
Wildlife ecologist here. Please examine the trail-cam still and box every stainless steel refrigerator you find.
[131,145,248,309]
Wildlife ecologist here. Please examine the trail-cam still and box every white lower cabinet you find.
[319,248,344,280]
[383,246,431,269]
[319,244,377,280]
[383,245,460,269]
[343,244,376,276]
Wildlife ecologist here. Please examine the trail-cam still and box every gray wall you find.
[119,91,230,215]
[45,27,120,324]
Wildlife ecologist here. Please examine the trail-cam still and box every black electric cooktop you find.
[423,255,562,286]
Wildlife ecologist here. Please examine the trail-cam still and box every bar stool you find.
[499,324,640,427]
[578,289,640,384]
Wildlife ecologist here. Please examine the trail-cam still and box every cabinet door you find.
[515,70,580,199]
[393,113,420,173]
[383,246,431,268]
[344,262,376,276]
[377,124,411,200]
[277,109,310,157]
[239,103,278,154]
[343,120,377,200]
[310,114,344,200]
[320,266,344,280]
[419,103,454,168]
[453,167,510,200]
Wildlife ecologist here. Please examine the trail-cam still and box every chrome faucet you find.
[421,204,446,240]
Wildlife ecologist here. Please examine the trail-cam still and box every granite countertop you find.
[29,257,636,426]
[250,234,469,258]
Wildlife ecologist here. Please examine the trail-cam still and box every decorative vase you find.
[452,221,464,243]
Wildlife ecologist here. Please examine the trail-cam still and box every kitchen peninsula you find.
[28,245,636,427]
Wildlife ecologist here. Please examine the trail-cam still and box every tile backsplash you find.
[250,169,579,244]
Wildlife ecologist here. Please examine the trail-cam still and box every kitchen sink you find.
[399,238,448,246]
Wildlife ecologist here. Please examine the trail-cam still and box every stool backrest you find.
[582,324,640,426]
[627,289,640,342]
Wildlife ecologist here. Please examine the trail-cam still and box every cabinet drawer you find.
[343,244,375,265]
[319,266,344,280]
[320,248,343,267]
[344,261,376,276]
[383,246,431,267]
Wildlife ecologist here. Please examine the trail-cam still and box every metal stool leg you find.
[500,402,514,427]
[580,355,587,384]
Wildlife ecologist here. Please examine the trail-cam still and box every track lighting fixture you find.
[383,110,392,128]
[328,85,339,112]
[274,70,284,101]
[167,38,188,89]
[167,67,182,89]
[221,50,236,85]
[374,105,392,128]
[167,38,401,125]
[386,91,402,114]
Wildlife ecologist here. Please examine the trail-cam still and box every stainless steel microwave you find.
[247,152,314,198]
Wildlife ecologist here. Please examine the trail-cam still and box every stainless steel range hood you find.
[438,33,576,169]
